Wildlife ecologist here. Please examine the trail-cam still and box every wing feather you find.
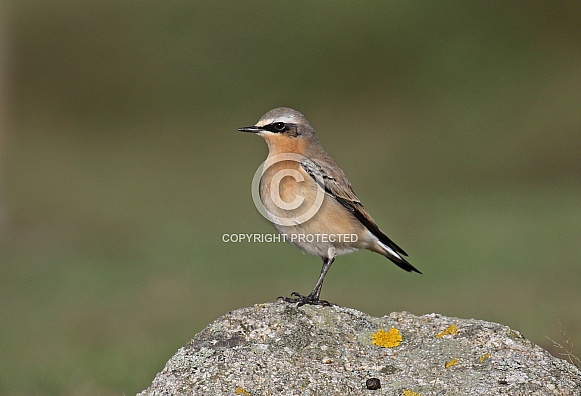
[300,158,408,257]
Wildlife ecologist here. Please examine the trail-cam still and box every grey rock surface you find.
[139,302,580,396]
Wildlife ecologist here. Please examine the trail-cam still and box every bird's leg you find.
[279,256,336,306]
[307,256,335,302]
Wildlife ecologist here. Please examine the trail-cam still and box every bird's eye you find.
[273,122,285,131]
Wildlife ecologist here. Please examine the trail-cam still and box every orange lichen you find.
[402,390,422,396]
[435,324,458,338]
[479,353,491,362]
[445,358,459,369]
[235,387,251,395]
[372,328,402,348]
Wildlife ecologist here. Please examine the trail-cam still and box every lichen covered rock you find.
[139,302,580,395]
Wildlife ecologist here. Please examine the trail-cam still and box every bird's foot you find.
[278,292,335,307]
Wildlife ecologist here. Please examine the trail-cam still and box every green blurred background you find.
[1,1,580,395]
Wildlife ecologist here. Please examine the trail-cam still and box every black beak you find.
[238,126,263,133]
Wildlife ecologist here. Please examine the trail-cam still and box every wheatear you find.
[239,107,421,305]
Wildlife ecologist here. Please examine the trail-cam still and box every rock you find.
[138,302,581,395]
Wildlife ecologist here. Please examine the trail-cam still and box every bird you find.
[239,107,421,306]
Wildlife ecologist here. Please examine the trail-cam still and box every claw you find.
[278,292,335,307]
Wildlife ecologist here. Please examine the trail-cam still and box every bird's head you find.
[239,107,320,154]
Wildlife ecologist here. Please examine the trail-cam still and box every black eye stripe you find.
[263,122,296,133]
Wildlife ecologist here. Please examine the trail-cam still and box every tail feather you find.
[378,240,422,274]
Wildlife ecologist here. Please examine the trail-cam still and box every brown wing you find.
[300,158,408,257]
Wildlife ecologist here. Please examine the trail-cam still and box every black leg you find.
[279,256,336,306]
[308,256,335,301]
